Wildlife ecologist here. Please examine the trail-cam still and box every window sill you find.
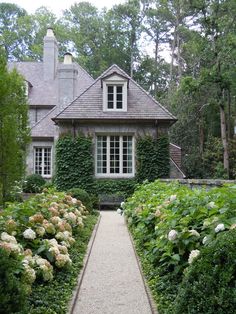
[95,174,135,179]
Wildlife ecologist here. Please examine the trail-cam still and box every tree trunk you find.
[220,104,229,177]
[170,26,177,83]
[154,35,159,96]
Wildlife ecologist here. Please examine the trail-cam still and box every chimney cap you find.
[46,27,55,37]
[63,52,73,64]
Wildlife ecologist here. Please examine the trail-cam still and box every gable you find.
[54,64,176,123]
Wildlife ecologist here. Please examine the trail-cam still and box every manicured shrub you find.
[23,174,46,193]
[124,180,236,312]
[174,229,236,314]
[95,179,137,198]
[0,189,95,313]
[67,188,98,211]
[0,248,29,313]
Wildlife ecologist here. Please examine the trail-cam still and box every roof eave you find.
[52,117,177,125]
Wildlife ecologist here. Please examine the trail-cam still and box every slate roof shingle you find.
[8,62,94,108]
[54,64,177,122]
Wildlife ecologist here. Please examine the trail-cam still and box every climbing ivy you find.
[95,179,137,198]
[136,135,170,183]
[55,134,170,194]
[55,134,94,192]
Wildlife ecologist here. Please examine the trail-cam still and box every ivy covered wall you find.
[55,134,94,192]
[135,135,170,183]
[55,133,170,194]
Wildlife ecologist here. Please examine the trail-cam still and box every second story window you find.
[107,85,123,109]
[102,72,128,112]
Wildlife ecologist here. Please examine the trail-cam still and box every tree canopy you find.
[0,50,30,204]
[1,0,236,179]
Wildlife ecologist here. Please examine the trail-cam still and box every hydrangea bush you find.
[0,189,89,293]
[124,180,236,313]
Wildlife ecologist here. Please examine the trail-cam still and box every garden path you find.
[72,211,154,314]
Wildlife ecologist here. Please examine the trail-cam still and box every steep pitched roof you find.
[53,64,176,122]
[31,107,57,138]
[8,62,94,108]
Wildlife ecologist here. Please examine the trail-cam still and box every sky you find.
[3,0,126,15]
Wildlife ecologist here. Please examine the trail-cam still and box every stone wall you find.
[161,178,236,190]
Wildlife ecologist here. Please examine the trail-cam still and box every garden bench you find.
[98,194,124,210]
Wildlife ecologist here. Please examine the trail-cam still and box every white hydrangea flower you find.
[188,249,200,264]
[169,195,177,202]
[71,198,77,204]
[49,246,60,256]
[36,227,45,237]
[1,232,17,243]
[215,223,225,233]
[117,208,122,215]
[23,264,36,284]
[64,212,77,224]
[189,230,200,237]
[202,236,208,245]
[55,253,72,268]
[168,230,178,241]
[120,202,125,209]
[23,228,36,240]
[207,201,217,209]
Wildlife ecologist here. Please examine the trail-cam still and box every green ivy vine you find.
[136,135,170,183]
[55,133,170,194]
[55,134,94,192]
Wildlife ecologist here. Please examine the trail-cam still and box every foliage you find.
[0,248,29,314]
[174,229,236,314]
[2,0,236,178]
[22,213,98,314]
[55,134,94,193]
[124,181,236,313]
[0,52,30,205]
[136,135,170,182]
[0,3,31,61]
[95,179,137,199]
[67,188,97,212]
[0,189,91,312]
[23,174,46,193]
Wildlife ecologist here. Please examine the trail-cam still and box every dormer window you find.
[107,85,123,109]
[102,72,128,112]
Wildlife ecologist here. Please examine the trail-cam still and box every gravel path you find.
[72,211,153,314]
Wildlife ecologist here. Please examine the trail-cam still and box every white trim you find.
[95,134,135,178]
[33,146,52,178]
[170,142,182,150]
[170,158,186,178]
[102,79,127,112]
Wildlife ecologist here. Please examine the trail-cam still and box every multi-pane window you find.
[96,135,134,176]
[34,147,52,177]
[107,85,123,109]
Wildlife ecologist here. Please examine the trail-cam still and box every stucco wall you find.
[58,121,170,139]
[26,139,54,178]
[29,108,51,127]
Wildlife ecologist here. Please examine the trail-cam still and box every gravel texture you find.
[72,211,153,314]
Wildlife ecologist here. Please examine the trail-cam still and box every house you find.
[9,28,185,181]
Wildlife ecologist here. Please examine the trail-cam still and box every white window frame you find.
[95,135,135,178]
[103,78,128,112]
[34,146,52,178]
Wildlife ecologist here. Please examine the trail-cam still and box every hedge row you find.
[124,180,236,313]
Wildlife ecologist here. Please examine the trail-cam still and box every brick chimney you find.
[43,28,58,81]
[58,53,78,110]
